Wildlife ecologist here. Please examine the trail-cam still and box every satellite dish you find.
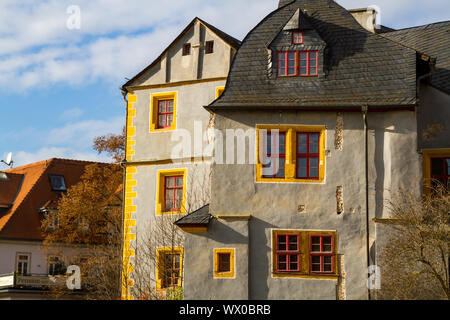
[6,152,12,165]
[1,152,13,167]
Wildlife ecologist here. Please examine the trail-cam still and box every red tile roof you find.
[0,158,113,240]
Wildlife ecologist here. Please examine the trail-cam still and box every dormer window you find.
[292,31,303,44]
[278,50,318,77]
[49,175,66,191]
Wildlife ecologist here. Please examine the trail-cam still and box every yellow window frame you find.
[256,125,326,183]
[156,169,187,215]
[422,148,450,195]
[156,247,184,291]
[271,229,338,279]
[150,92,177,132]
[213,248,235,279]
[216,86,225,99]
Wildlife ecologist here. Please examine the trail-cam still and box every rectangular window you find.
[156,248,183,290]
[278,51,297,76]
[48,256,64,276]
[16,253,31,275]
[182,43,191,56]
[275,234,300,272]
[299,51,318,76]
[164,175,184,212]
[430,157,450,190]
[278,51,318,77]
[205,41,214,54]
[218,253,231,272]
[150,92,177,132]
[292,31,303,44]
[49,175,66,191]
[156,169,186,215]
[296,132,320,179]
[262,131,286,179]
[310,235,334,274]
[256,125,325,183]
[214,248,235,278]
[157,99,174,129]
[272,230,337,277]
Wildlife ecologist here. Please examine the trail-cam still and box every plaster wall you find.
[182,109,420,300]
[131,80,225,162]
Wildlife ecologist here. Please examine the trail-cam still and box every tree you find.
[378,183,449,300]
[41,128,125,299]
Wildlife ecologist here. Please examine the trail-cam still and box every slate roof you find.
[174,204,212,226]
[382,21,450,94]
[208,0,419,110]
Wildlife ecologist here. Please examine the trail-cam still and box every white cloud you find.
[46,116,124,149]
[0,0,448,92]
[59,108,84,121]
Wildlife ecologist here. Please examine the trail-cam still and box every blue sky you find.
[0,0,449,167]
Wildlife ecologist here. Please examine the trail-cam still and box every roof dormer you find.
[268,9,326,79]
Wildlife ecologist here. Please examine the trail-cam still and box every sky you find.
[0,0,449,167]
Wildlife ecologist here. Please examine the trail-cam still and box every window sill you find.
[256,177,324,184]
[272,272,338,279]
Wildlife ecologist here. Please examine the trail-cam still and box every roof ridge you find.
[6,158,108,172]
[385,20,450,33]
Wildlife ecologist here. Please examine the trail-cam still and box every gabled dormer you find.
[268,9,326,78]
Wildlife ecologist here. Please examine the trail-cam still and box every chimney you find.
[349,8,377,33]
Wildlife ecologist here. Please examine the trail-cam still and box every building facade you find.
[119,18,240,299]
[121,0,449,300]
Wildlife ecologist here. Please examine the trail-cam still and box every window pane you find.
[310,67,317,75]
[288,67,296,75]
[276,162,285,178]
[447,159,450,175]
[288,52,295,60]
[311,237,321,252]
[278,68,286,76]
[167,114,173,126]
[277,235,287,250]
[279,134,286,154]
[289,255,298,270]
[310,158,319,168]
[300,67,307,75]
[300,52,307,60]
[297,134,307,153]
[167,101,174,112]
[300,60,307,67]
[176,177,183,187]
[166,177,174,187]
[158,101,166,112]
[278,254,287,270]
[310,52,317,59]
[158,115,166,127]
[431,158,443,175]
[288,59,295,67]
[288,235,298,250]
[323,237,332,252]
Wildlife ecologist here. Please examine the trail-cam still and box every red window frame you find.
[205,41,214,54]
[277,51,297,77]
[164,175,183,212]
[299,51,318,76]
[278,51,318,77]
[157,99,174,129]
[292,31,303,44]
[217,253,231,272]
[431,157,450,190]
[162,253,181,288]
[309,235,334,274]
[275,234,300,272]
[262,131,286,179]
[296,132,320,179]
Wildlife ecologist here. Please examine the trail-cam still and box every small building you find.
[0,158,106,299]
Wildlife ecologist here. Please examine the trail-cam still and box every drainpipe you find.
[415,58,436,152]
[119,87,129,299]
[361,104,371,300]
